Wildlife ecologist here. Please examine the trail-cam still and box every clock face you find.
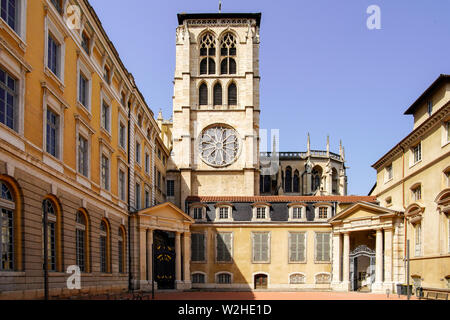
[199,125,240,167]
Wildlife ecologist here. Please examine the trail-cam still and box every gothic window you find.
[227,83,237,106]
[293,170,300,193]
[0,181,14,271]
[213,83,222,105]
[332,168,338,194]
[220,33,237,74]
[261,175,271,193]
[100,219,111,273]
[199,83,208,105]
[199,33,216,75]
[311,167,322,193]
[285,167,292,193]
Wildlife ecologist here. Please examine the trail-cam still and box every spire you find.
[272,134,277,158]
[326,135,330,156]
[339,140,343,158]
[342,146,346,162]
[219,0,222,13]
[157,109,163,121]
[307,133,310,155]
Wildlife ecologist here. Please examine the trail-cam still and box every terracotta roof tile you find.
[186,195,378,203]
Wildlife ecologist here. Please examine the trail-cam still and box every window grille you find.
[192,273,205,283]
[217,273,231,284]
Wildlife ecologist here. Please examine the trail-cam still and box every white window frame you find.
[442,121,450,147]
[191,272,207,284]
[288,232,307,263]
[135,136,142,166]
[215,204,233,222]
[410,142,422,167]
[99,139,113,195]
[251,231,271,264]
[385,163,393,183]
[215,232,233,263]
[144,185,150,208]
[0,0,27,47]
[289,272,306,285]
[411,183,422,202]
[76,58,92,112]
[43,94,64,162]
[118,113,127,152]
[100,152,111,192]
[118,166,126,203]
[44,16,65,86]
[144,149,150,175]
[76,126,90,179]
[314,204,332,221]
[251,204,271,222]
[191,205,206,221]
[288,204,306,221]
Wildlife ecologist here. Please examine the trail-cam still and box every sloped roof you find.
[186,195,377,204]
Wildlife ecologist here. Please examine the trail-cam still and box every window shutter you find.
[216,234,223,261]
[299,233,305,261]
[316,233,323,261]
[253,233,260,262]
[261,233,269,262]
[323,233,330,261]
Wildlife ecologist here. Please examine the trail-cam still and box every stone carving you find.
[199,125,240,167]
[289,273,305,284]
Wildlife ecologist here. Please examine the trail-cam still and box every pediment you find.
[330,201,399,224]
[138,202,194,223]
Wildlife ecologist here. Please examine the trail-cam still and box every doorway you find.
[349,245,375,292]
[254,274,268,289]
[153,230,176,289]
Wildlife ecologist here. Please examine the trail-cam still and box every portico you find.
[330,202,404,293]
[137,202,194,291]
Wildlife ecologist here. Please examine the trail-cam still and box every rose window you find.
[199,125,240,167]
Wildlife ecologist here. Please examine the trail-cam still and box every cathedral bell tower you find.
[168,13,262,208]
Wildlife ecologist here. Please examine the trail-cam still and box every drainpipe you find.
[127,101,132,292]
[401,146,407,284]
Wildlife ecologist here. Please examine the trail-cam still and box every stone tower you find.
[167,13,262,208]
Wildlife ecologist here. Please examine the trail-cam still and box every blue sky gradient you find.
[90,0,450,195]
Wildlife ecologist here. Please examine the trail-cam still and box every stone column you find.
[175,232,182,288]
[374,228,383,292]
[147,229,153,283]
[331,233,342,288]
[139,228,147,282]
[342,232,350,290]
[384,228,393,291]
[183,232,191,288]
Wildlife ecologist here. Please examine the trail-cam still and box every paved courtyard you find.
[151,291,417,300]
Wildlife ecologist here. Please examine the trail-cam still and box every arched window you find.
[213,83,222,106]
[227,83,237,106]
[192,273,205,284]
[220,33,237,74]
[285,167,292,193]
[43,198,58,272]
[293,170,300,193]
[312,167,322,193]
[76,210,89,272]
[216,272,232,284]
[0,181,14,271]
[118,226,126,273]
[199,83,208,106]
[289,273,305,284]
[199,33,216,74]
[100,219,111,273]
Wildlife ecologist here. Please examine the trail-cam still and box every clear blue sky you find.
[90,0,450,195]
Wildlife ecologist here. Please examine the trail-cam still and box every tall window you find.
[145,190,150,208]
[167,180,174,197]
[0,67,16,131]
[75,211,87,272]
[101,102,110,132]
[312,168,321,192]
[289,232,306,263]
[78,73,88,108]
[101,154,109,190]
[412,143,421,164]
[1,0,18,31]
[47,33,60,76]
[191,233,205,262]
[293,170,300,193]
[199,83,208,105]
[119,122,126,148]
[103,65,110,84]
[415,224,422,256]
[157,170,161,189]
[135,142,141,164]
[227,83,237,106]
[46,109,59,158]
[118,227,125,273]
[78,135,88,177]
[285,167,292,192]
[43,199,57,272]
[118,169,125,201]
[0,181,14,271]
[81,31,90,55]
[99,220,109,273]
[220,33,237,74]
[135,183,141,210]
[216,233,232,262]
[145,153,149,173]
[386,164,393,181]
[252,232,270,263]
[213,83,222,106]
[199,33,216,75]
[315,233,331,262]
